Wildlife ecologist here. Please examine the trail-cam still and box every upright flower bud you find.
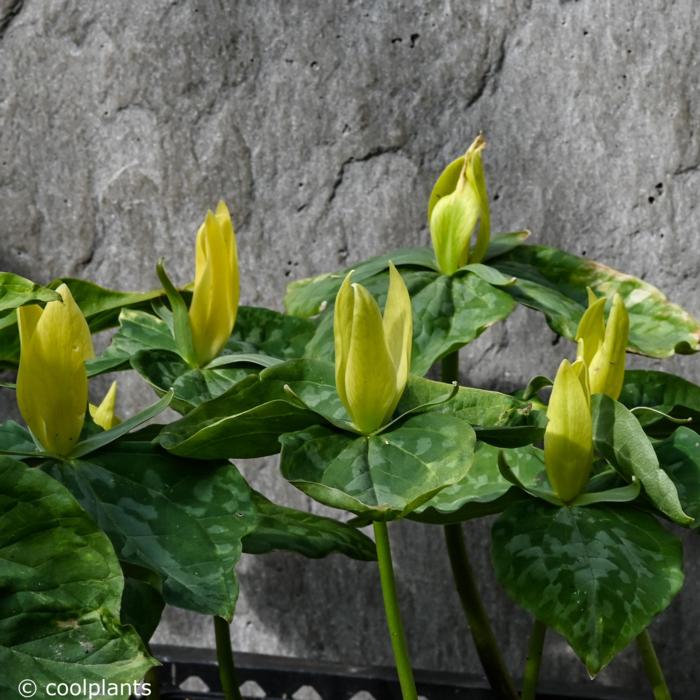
[576,291,629,399]
[544,359,592,503]
[428,135,490,275]
[189,201,240,367]
[17,284,94,456]
[89,381,121,430]
[334,264,412,434]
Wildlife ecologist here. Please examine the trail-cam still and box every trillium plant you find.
[2,136,700,700]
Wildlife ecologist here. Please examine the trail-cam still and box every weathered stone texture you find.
[2,0,700,695]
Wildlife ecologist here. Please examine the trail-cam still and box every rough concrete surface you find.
[2,0,700,696]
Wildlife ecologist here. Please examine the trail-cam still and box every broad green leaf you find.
[0,272,60,311]
[592,394,692,525]
[492,500,683,675]
[654,427,700,527]
[0,457,154,695]
[70,390,173,458]
[243,492,376,560]
[43,434,258,619]
[120,565,165,644]
[411,442,546,523]
[284,236,528,319]
[157,365,325,459]
[409,271,515,374]
[280,413,475,520]
[620,370,700,437]
[303,269,515,376]
[285,247,438,317]
[398,375,545,446]
[490,245,700,357]
[130,349,253,414]
[0,421,40,456]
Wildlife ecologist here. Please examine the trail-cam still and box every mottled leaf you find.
[0,272,60,312]
[120,565,165,644]
[620,370,700,437]
[490,244,700,357]
[43,434,258,619]
[243,492,376,560]
[592,394,692,525]
[492,500,683,675]
[0,457,154,696]
[411,442,546,523]
[655,427,700,527]
[280,412,475,520]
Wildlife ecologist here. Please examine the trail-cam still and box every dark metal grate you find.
[147,644,645,700]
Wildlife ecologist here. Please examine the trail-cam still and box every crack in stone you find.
[466,32,508,110]
[327,144,403,205]
[0,0,24,38]
[674,162,700,177]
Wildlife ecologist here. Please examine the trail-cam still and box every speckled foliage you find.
[2,0,700,694]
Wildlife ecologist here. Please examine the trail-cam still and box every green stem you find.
[443,523,519,700]
[373,521,418,700]
[636,629,672,700]
[521,619,546,700]
[214,616,243,700]
[440,351,518,700]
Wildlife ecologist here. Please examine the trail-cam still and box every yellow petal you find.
[428,135,486,274]
[544,359,592,502]
[189,204,239,366]
[89,381,121,430]
[588,294,629,399]
[333,271,354,412]
[429,188,480,275]
[382,263,412,398]
[463,136,490,263]
[17,284,93,456]
[343,284,399,433]
[575,293,606,366]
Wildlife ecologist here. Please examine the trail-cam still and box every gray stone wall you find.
[2,0,700,695]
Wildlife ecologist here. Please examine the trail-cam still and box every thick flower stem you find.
[373,520,418,700]
[636,629,672,700]
[521,619,547,700]
[440,352,518,700]
[214,616,243,700]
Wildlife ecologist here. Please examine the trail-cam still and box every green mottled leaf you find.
[243,492,376,560]
[654,427,700,527]
[490,244,700,357]
[303,269,515,377]
[492,500,683,675]
[0,457,154,696]
[284,247,438,317]
[157,363,328,459]
[0,421,40,456]
[120,565,165,644]
[398,375,545,446]
[280,413,475,520]
[0,272,60,311]
[620,370,700,437]
[43,434,258,619]
[592,394,692,525]
[411,442,546,523]
[131,349,253,414]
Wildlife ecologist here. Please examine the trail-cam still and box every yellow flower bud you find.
[89,381,121,430]
[17,284,94,456]
[576,291,629,399]
[428,135,490,275]
[334,264,412,434]
[544,359,593,503]
[189,201,240,367]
